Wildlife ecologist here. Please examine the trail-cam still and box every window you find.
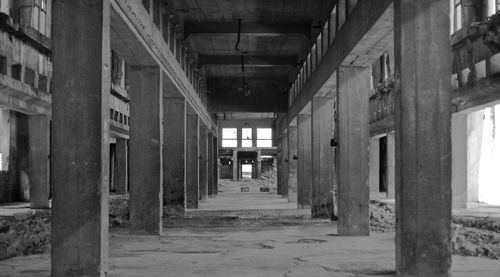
[451,0,462,34]
[0,153,3,171]
[241,128,252,147]
[489,0,500,16]
[257,128,272,148]
[222,128,237,148]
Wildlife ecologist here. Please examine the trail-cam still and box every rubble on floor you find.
[369,200,396,233]
[369,200,500,260]
[109,195,130,227]
[0,210,50,261]
[218,171,278,193]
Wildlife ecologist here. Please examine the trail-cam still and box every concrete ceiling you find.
[167,0,335,114]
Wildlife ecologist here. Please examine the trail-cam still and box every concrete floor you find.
[1,192,500,276]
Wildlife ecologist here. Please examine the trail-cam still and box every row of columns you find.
[51,0,218,275]
[276,0,452,275]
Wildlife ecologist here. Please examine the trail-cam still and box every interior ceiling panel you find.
[167,0,335,114]
[169,0,333,22]
[187,35,308,56]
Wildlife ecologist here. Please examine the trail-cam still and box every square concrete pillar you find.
[368,137,380,201]
[114,137,128,195]
[287,124,298,203]
[207,132,214,196]
[232,150,238,181]
[186,112,199,209]
[279,131,289,198]
[199,124,208,202]
[337,67,370,236]
[213,136,219,195]
[29,115,50,209]
[51,0,110,275]
[163,97,186,206]
[256,149,262,178]
[297,113,312,209]
[395,0,452,274]
[386,132,395,199]
[129,66,163,235]
[311,97,335,219]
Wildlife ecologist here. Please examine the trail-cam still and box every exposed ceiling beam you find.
[184,21,311,40]
[198,55,297,68]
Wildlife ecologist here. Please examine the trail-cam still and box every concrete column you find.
[272,157,277,173]
[256,149,262,178]
[129,65,163,235]
[280,132,289,198]
[287,124,298,203]
[368,137,380,201]
[386,132,396,199]
[198,124,208,202]
[114,137,128,195]
[395,0,452,274]
[337,66,370,236]
[277,137,283,195]
[213,137,219,195]
[311,97,334,218]
[452,113,468,208]
[208,132,214,196]
[186,113,199,209]
[163,97,185,206]
[297,113,312,209]
[29,115,49,209]
[232,150,238,181]
[51,0,110,275]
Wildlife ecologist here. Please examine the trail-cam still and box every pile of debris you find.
[369,200,396,233]
[452,226,500,259]
[253,171,277,190]
[0,211,51,261]
[108,195,130,227]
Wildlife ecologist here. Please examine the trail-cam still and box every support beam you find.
[207,132,214,196]
[311,97,335,218]
[368,137,380,201]
[232,150,238,181]
[198,55,297,68]
[199,124,208,202]
[280,133,289,198]
[186,112,199,209]
[184,21,311,39]
[29,115,49,209]
[51,0,110,275]
[287,124,298,204]
[394,0,452,275]
[163,97,186,206]
[256,149,262,179]
[337,67,370,236]
[129,65,163,235]
[297,113,312,209]
[213,136,219,196]
[288,0,393,125]
[386,132,395,199]
[114,137,128,195]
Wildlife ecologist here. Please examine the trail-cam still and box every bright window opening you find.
[242,164,253,179]
[242,128,252,147]
[257,128,272,148]
[0,153,3,171]
[222,128,238,148]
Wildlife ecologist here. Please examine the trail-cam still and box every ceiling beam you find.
[184,21,311,40]
[199,55,297,68]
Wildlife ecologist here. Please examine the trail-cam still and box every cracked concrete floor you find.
[1,222,500,276]
[1,192,500,276]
